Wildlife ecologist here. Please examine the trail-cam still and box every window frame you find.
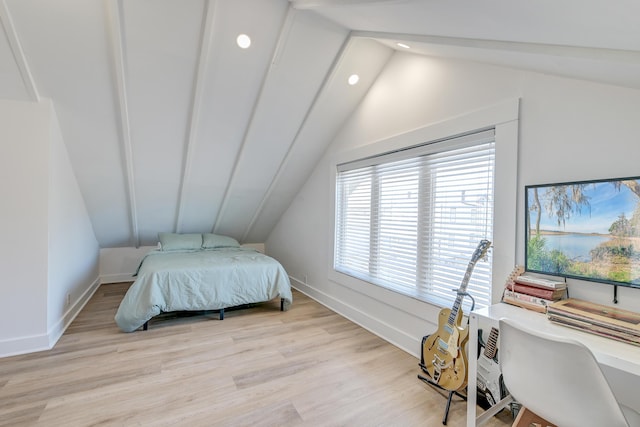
[334,130,496,310]
[328,99,520,312]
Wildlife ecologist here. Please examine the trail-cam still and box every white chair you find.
[498,318,640,427]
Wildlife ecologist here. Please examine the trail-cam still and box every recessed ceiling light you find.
[348,74,359,85]
[237,34,251,49]
[397,42,410,49]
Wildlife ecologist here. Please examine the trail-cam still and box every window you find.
[334,130,495,310]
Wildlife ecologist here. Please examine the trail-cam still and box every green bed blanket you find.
[115,248,292,332]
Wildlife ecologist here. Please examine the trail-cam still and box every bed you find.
[114,233,292,332]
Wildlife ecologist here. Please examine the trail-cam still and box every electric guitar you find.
[476,265,523,404]
[477,327,506,406]
[421,239,492,391]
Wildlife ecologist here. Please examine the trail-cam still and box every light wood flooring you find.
[0,283,513,426]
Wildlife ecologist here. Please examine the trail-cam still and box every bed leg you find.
[219,308,224,320]
[143,321,148,331]
[281,298,284,311]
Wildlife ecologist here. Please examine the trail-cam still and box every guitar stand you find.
[417,370,467,425]
[417,289,476,425]
[457,290,475,313]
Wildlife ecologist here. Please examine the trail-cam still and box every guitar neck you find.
[447,263,475,325]
[446,240,491,326]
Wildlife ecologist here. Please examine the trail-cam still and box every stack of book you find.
[503,274,567,313]
[547,299,640,346]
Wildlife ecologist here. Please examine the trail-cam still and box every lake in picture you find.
[542,233,611,261]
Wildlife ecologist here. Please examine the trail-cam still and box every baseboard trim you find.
[48,276,102,348]
[0,276,102,358]
[290,276,420,358]
[100,273,135,284]
[0,333,50,358]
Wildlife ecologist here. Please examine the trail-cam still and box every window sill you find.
[328,268,447,322]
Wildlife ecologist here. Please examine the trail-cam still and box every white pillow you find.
[202,233,240,249]
[158,233,203,251]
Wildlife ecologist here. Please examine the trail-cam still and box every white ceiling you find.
[1,0,638,247]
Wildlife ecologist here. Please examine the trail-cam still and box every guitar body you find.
[422,307,469,391]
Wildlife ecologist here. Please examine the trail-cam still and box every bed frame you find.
[141,297,286,331]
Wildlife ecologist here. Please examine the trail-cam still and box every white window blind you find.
[334,130,495,310]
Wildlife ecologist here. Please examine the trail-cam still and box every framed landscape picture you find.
[525,176,640,288]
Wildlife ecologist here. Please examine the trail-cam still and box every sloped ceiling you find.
[1,0,639,248]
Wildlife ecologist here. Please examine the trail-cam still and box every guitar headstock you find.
[470,239,492,264]
[504,265,525,288]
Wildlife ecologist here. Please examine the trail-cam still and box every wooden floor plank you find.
[0,283,513,426]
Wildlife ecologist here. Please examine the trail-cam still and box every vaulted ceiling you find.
[1,0,639,248]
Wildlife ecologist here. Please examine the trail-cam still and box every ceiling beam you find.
[175,0,218,233]
[290,0,407,10]
[0,0,40,102]
[105,0,139,247]
[212,5,298,236]
[240,34,354,243]
[352,30,640,63]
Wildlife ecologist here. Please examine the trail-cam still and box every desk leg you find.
[467,313,479,427]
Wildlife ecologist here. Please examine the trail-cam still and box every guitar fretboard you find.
[483,327,499,359]
[446,240,491,328]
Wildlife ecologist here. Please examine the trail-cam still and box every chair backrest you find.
[499,318,630,427]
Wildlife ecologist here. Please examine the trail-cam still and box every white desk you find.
[467,302,640,427]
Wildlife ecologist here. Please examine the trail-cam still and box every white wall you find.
[266,52,640,358]
[47,102,100,345]
[99,246,156,284]
[0,99,99,357]
[0,100,50,354]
